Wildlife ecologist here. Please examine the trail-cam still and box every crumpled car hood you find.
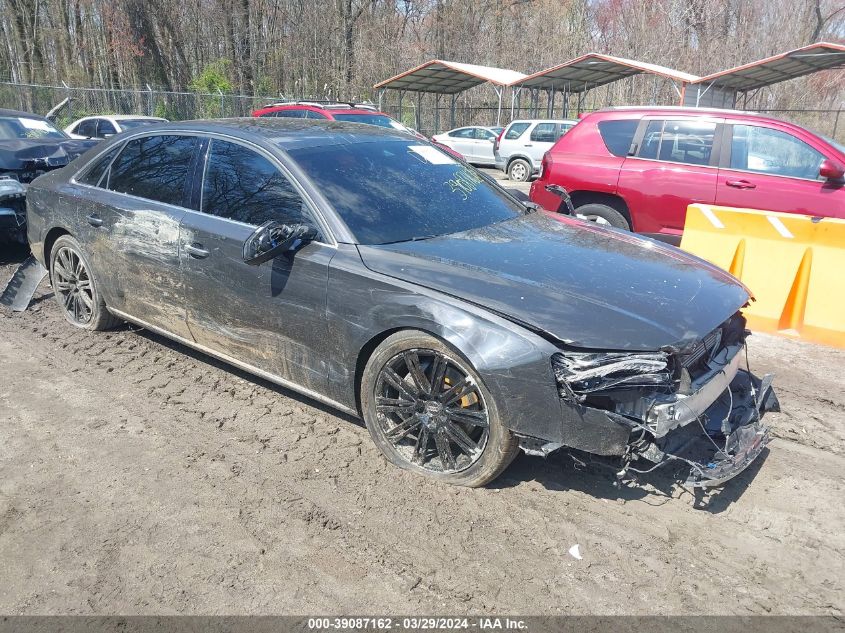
[357,212,750,351]
[0,138,98,172]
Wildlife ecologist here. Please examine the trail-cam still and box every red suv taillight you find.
[540,152,551,179]
[494,129,505,153]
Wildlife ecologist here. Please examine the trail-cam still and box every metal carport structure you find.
[373,60,526,129]
[684,42,845,109]
[510,53,700,118]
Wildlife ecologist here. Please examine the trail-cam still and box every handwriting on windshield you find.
[445,166,483,201]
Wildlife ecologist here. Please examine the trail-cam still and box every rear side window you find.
[276,109,305,118]
[201,139,313,227]
[530,123,557,143]
[107,135,198,206]
[505,122,530,140]
[305,110,329,119]
[78,146,121,187]
[598,119,638,157]
[637,120,716,166]
[450,128,475,138]
[730,125,825,180]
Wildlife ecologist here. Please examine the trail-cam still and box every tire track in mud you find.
[1,281,844,614]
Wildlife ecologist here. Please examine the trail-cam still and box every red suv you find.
[252,101,464,160]
[253,101,409,129]
[530,107,845,243]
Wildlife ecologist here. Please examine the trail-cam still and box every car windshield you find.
[118,119,165,130]
[287,139,524,245]
[0,116,67,140]
[331,113,398,129]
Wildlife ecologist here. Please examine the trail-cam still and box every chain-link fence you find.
[1,80,842,142]
[0,80,278,129]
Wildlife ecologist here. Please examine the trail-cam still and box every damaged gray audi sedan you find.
[25,119,778,487]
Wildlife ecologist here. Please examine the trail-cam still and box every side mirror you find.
[243,220,318,266]
[819,159,844,180]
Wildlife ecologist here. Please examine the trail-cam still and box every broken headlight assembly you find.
[549,315,778,487]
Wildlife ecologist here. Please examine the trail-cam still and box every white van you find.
[494,119,577,181]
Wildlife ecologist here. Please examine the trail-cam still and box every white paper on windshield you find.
[409,145,456,165]
[18,117,54,132]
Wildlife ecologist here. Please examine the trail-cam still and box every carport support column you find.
[450,94,457,129]
[398,91,404,125]
[415,91,422,133]
[434,93,441,134]
[492,85,503,126]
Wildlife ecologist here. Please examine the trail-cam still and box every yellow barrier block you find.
[680,204,845,349]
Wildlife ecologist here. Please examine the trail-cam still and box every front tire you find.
[50,235,121,330]
[361,330,519,487]
[507,158,531,182]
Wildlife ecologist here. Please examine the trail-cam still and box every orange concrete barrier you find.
[680,204,845,349]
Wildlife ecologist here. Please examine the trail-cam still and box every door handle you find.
[725,179,756,189]
[184,243,210,258]
[524,143,533,147]
[85,214,103,227]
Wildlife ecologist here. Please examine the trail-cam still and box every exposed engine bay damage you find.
[534,312,779,488]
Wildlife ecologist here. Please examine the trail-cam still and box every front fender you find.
[325,245,565,438]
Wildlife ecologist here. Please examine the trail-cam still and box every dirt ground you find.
[0,244,843,616]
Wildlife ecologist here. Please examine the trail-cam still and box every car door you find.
[445,128,477,160]
[473,127,496,164]
[716,122,844,219]
[616,117,721,239]
[74,134,198,338]
[179,137,335,392]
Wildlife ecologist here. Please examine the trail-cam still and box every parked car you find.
[26,118,777,488]
[530,106,845,241]
[494,119,577,182]
[431,126,503,165]
[0,108,97,242]
[65,115,168,140]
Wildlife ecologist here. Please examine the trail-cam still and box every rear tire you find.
[574,203,630,230]
[50,235,121,331]
[361,330,519,487]
[507,158,531,182]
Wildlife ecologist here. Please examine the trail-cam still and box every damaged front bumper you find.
[641,368,776,487]
[527,315,779,488]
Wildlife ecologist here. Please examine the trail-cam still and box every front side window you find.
[730,125,825,180]
[598,119,638,157]
[201,140,312,227]
[475,128,496,140]
[530,123,557,143]
[304,110,329,119]
[107,135,198,206]
[638,119,716,166]
[97,119,117,136]
[77,119,98,138]
[287,139,523,245]
[78,146,121,187]
[505,122,530,140]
